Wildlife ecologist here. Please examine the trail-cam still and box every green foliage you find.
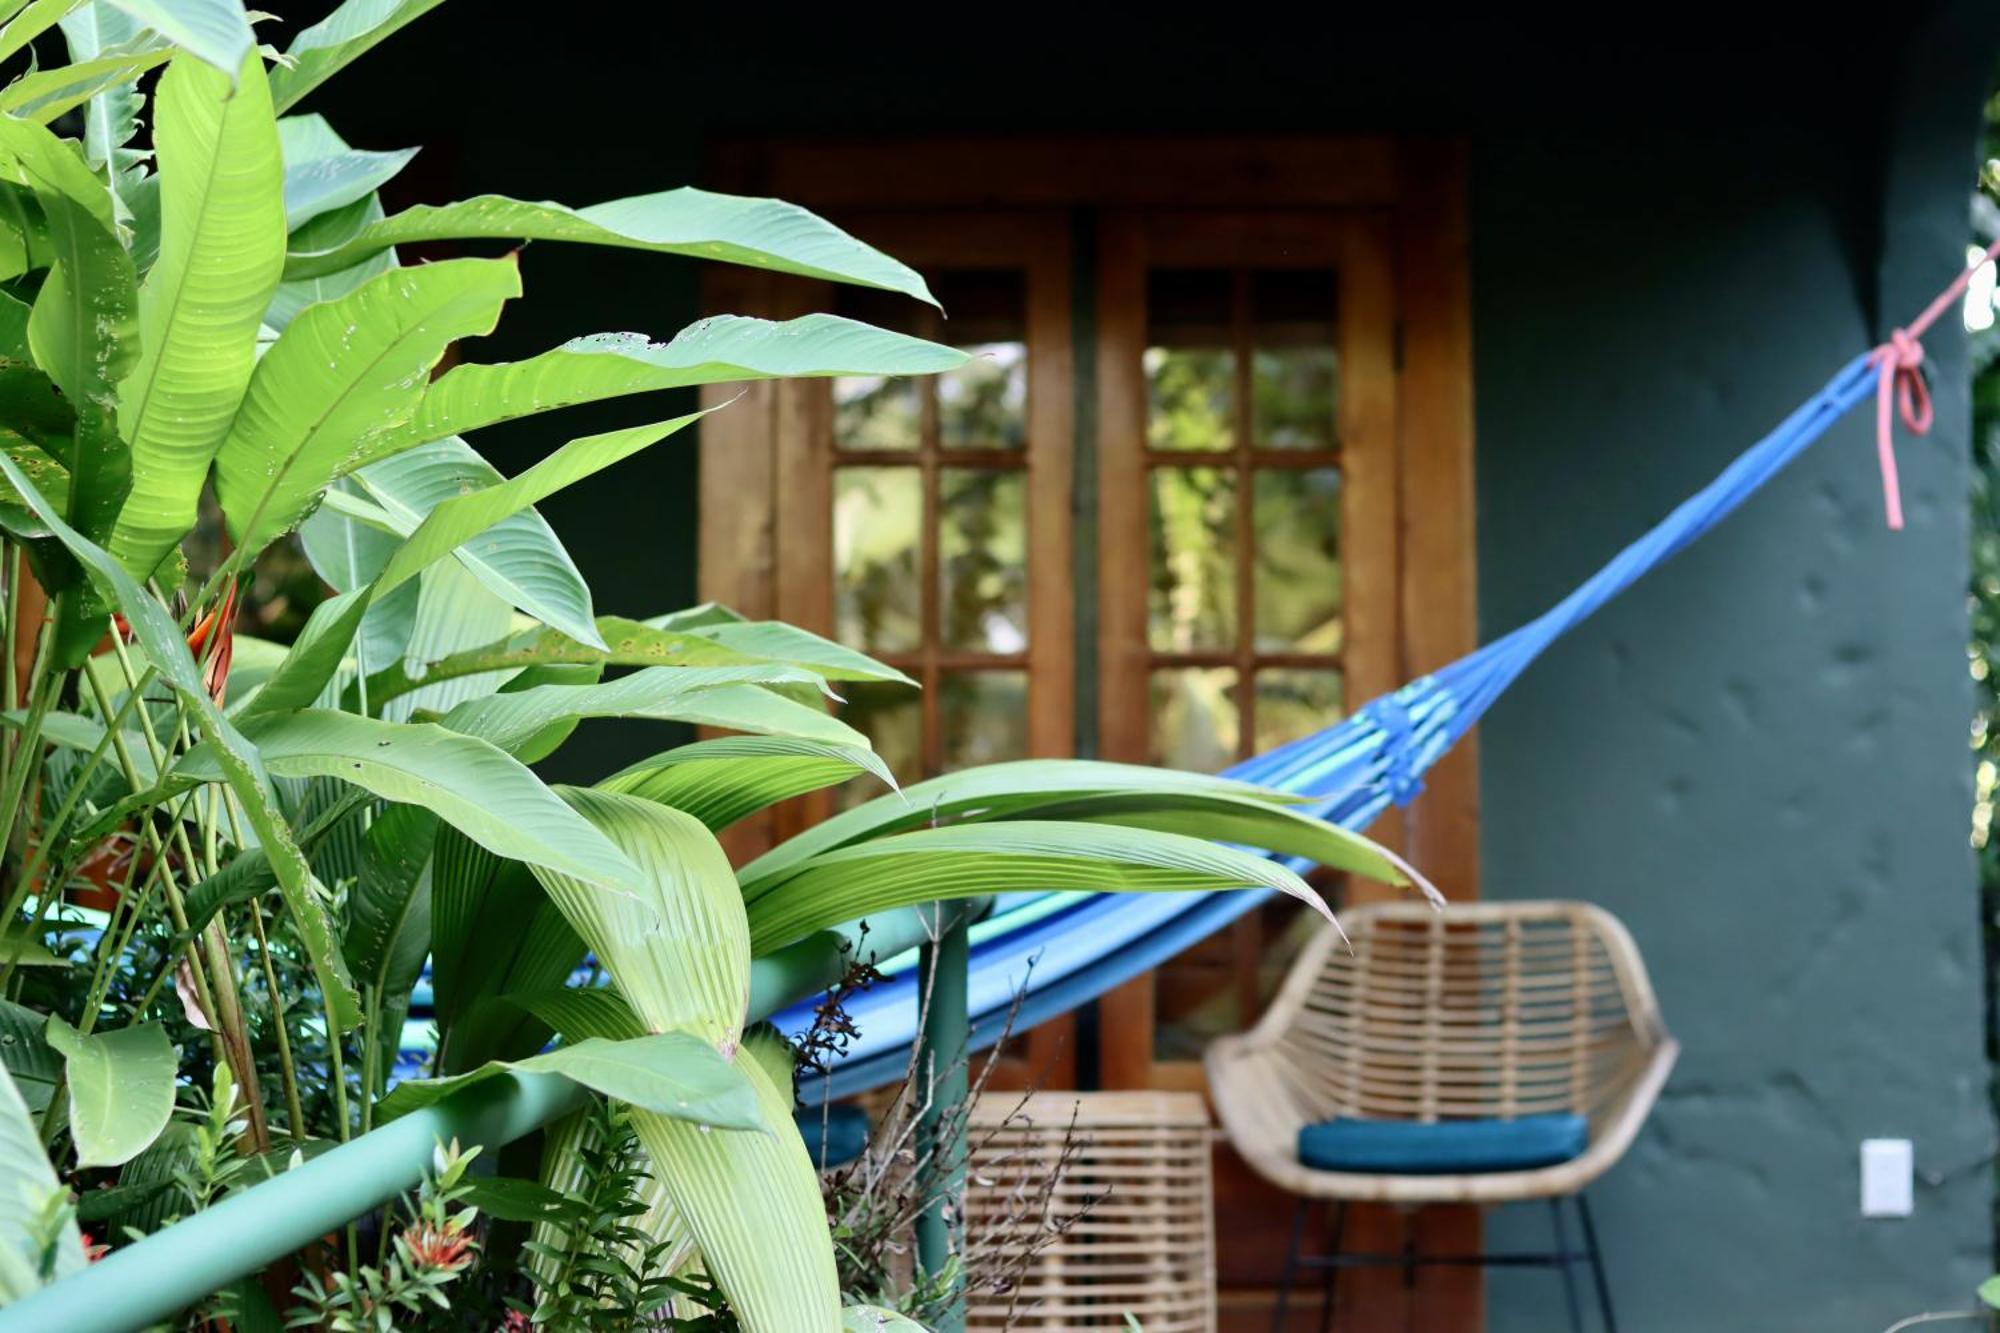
[0,6,1424,1327]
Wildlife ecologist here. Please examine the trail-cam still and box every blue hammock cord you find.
[781,352,1882,1101]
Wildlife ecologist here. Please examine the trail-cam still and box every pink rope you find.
[1869,234,2000,529]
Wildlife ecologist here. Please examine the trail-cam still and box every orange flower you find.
[400,1221,474,1275]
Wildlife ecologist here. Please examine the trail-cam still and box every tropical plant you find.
[0,3,1423,1329]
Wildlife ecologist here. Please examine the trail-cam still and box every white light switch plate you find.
[1861,1139,1914,1217]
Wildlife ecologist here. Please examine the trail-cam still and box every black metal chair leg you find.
[1575,1193,1619,1333]
[1273,1199,1310,1333]
[1549,1199,1583,1333]
[1316,1202,1347,1333]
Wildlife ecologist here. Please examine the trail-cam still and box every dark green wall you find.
[319,6,2000,1325]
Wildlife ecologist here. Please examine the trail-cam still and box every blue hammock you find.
[776,350,1884,1100]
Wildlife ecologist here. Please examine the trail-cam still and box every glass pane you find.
[1150,667,1239,772]
[835,680,921,809]
[1253,668,1345,754]
[1148,467,1238,652]
[940,468,1027,653]
[1252,468,1343,652]
[1145,270,1235,453]
[937,269,1028,451]
[833,467,921,653]
[1252,269,1338,451]
[834,374,920,452]
[941,670,1028,769]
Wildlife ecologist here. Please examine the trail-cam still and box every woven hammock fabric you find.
[782,351,1883,1099]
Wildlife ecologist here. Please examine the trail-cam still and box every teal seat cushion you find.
[1296,1113,1588,1175]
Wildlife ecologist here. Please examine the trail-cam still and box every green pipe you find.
[914,907,971,1333]
[1,904,975,1332]
[0,1071,592,1333]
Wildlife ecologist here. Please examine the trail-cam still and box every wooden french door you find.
[1094,212,1404,1091]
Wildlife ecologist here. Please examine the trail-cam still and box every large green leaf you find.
[212,255,518,558]
[602,736,896,831]
[373,315,963,454]
[440,666,843,757]
[385,559,512,721]
[0,1065,84,1301]
[0,1000,59,1114]
[0,0,87,66]
[284,187,938,305]
[627,1053,840,1333]
[527,789,749,1047]
[103,0,252,76]
[44,1015,175,1168]
[340,802,433,1013]
[231,585,369,721]
[373,415,702,599]
[0,450,363,1030]
[267,0,446,112]
[0,115,136,554]
[375,1033,760,1128]
[110,50,284,580]
[174,709,645,900]
[744,820,1333,956]
[279,135,416,233]
[367,613,911,710]
[264,120,393,330]
[0,46,172,125]
[348,438,595,647]
[740,759,1309,892]
[57,4,157,205]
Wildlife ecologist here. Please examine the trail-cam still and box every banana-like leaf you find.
[0,46,171,124]
[368,614,910,710]
[103,0,252,76]
[284,187,938,305]
[279,135,416,233]
[264,117,394,329]
[348,437,594,647]
[0,116,135,555]
[44,1014,175,1168]
[528,789,749,1047]
[375,1033,761,1129]
[56,4,157,204]
[268,0,445,113]
[627,1052,841,1333]
[845,1307,927,1333]
[340,802,433,1014]
[371,412,706,623]
[173,709,645,900]
[0,0,87,66]
[110,51,285,580]
[512,984,642,1043]
[373,316,963,454]
[0,1000,59,1113]
[743,820,1332,956]
[739,758,1311,894]
[441,666,842,758]
[0,450,363,1030]
[231,585,369,721]
[387,559,514,724]
[603,736,896,831]
[212,255,518,558]
[663,683,876,751]
[0,1064,84,1301]
[429,828,582,1073]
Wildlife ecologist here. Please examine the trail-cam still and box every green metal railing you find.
[0,904,967,1333]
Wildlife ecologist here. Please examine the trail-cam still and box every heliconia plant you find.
[0,2,1421,1329]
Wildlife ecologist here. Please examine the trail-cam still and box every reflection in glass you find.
[1146,270,1235,452]
[1150,667,1239,772]
[1253,668,1344,754]
[835,680,921,810]
[834,374,920,452]
[1252,269,1338,451]
[942,671,1028,769]
[833,467,920,653]
[1252,468,1343,652]
[940,469,1027,653]
[940,342,1027,450]
[1148,467,1237,652]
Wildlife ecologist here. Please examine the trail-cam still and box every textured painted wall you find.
[317,7,2000,1325]
[1474,15,1997,1326]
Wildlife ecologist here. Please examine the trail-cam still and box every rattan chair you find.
[1206,899,1676,1333]
[965,1091,1215,1333]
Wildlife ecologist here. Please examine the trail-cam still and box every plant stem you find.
[249,898,307,1145]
